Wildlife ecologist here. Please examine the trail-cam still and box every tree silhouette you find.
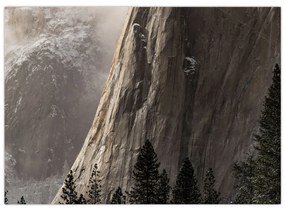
[157,169,171,203]
[111,187,126,204]
[203,168,220,204]
[232,64,281,204]
[4,190,8,204]
[60,170,78,204]
[86,163,101,204]
[129,139,160,203]
[77,194,87,204]
[233,154,255,204]
[252,64,281,203]
[172,158,201,204]
[17,196,26,204]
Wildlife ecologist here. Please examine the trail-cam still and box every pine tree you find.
[252,64,281,203]
[17,196,26,204]
[111,187,126,204]
[86,163,101,204]
[172,158,202,204]
[77,194,87,204]
[60,170,78,204]
[129,139,160,204]
[203,168,220,204]
[232,64,281,204]
[157,169,171,203]
[5,190,8,204]
[232,154,255,204]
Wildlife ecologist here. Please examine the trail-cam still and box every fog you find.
[5,7,129,71]
[4,7,128,204]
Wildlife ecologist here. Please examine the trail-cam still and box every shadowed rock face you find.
[52,7,280,203]
[186,8,280,196]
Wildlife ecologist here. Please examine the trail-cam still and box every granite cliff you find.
[52,7,280,203]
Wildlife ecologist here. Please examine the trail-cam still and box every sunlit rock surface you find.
[53,7,280,203]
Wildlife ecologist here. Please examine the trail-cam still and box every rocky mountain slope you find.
[5,7,127,181]
[47,7,278,202]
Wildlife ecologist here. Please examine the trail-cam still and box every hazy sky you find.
[4,7,129,55]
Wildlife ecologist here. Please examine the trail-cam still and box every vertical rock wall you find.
[186,8,280,195]
[53,7,280,203]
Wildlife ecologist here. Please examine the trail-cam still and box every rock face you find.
[52,7,280,203]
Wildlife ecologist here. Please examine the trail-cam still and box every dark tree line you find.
[57,139,220,204]
[129,140,220,204]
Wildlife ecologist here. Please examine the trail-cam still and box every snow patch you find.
[133,23,141,27]
[14,96,22,113]
[184,56,197,75]
[18,148,26,153]
[140,33,147,43]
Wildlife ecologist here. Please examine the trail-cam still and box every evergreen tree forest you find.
[54,140,209,204]
[233,64,281,204]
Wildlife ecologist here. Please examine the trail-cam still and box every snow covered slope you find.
[5,7,127,186]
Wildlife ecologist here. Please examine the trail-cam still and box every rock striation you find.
[52,7,280,203]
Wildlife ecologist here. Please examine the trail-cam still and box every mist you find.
[5,7,129,72]
[4,7,128,204]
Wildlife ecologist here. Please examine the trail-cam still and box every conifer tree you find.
[232,64,281,204]
[77,194,87,204]
[60,170,78,204]
[232,154,255,204]
[157,169,171,203]
[129,139,160,204]
[5,190,8,204]
[111,187,126,204]
[17,196,26,204]
[86,163,101,204]
[172,158,201,204]
[252,64,281,203]
[203,168,220,204]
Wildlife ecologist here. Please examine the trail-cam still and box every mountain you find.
[5,7,127,182]
[47,7,278,203]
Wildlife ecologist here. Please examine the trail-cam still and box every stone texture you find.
[52,7,280,203]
